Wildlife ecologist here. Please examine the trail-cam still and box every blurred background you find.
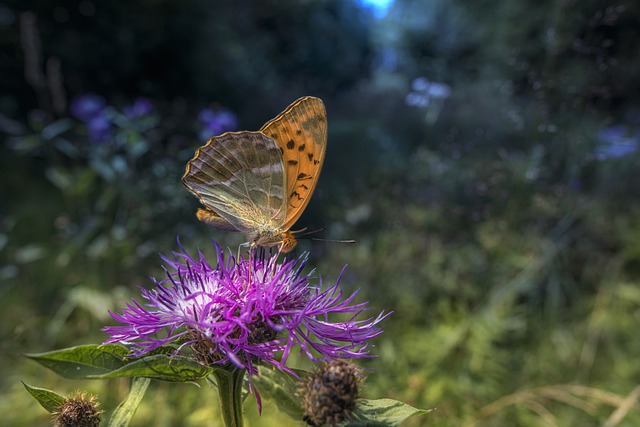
[2,0,640,425]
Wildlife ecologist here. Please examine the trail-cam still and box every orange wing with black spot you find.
[259,96,327,231]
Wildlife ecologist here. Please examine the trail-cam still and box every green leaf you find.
[14,244,47,264]
[7,134,42,153]
[41,118,73,140]
[127,138,151,159]
[90,157,116,181]
[348,398,432,426]
[26,344,131,379]
[27,344,213,382]
[94,354,214,382]
[107,377,150,427]
[45,166,73,190]
[53,137,81,158]
[22,382,65,413]
[252,366,310,420]
[70,168,98,197]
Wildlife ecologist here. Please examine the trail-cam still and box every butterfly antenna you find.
[292,227,356,245]
[310,237,356,244]
[291,227,322,237]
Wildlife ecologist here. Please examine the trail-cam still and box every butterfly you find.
[182,96,327,255]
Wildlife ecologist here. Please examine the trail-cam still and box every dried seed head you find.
[302,360,360,426]
[52,391,103,427]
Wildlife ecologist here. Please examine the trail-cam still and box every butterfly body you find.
[183,97,327,253]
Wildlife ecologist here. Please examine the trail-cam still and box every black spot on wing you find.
[286,139,295,150]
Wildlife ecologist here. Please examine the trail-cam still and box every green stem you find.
[213,368,245,427]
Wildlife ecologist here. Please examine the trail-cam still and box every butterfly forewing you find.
[259,97,327,230]
[182,132,287,234]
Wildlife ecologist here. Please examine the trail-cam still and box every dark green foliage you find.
[3,0,640,425]
[1,0,372,118]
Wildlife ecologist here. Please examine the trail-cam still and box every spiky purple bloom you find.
[103,242,388,376]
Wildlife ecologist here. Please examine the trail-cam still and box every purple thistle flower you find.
[70,94,107,123]
[123,97,154,119]
[103,241,389,377]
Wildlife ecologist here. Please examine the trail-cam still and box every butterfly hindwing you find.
[195,208,240,231]
[182,131,287,234]
[259,97,327,230]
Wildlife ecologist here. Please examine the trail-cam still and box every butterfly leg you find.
[236,243,247,266]
[248,242,257,285]
[272,241,286,275]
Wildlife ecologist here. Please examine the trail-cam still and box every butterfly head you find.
[279,231,298,253]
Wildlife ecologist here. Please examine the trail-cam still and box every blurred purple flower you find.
[405,92,430,107]
[595,125,639,159]
[427,82,452,99]
[103,241,388,378]
[406,76,452,108]
[411,77,430,92]
[69,93,113,142]
[598,125,626,142]
[123,97,154,119]
[198,108,238,141]
[87,115,112,143]
[70,94,107,123]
